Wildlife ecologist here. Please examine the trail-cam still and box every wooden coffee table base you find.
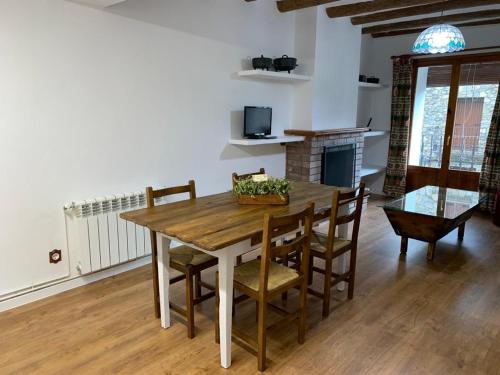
[387,209,474,262]
[399,226,464,261]
[458,222,465,241]
[426,242,436,261]
[383,185,483,262]
[400,236,408,255]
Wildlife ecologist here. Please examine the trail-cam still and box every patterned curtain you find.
[384,57,413,197]
[479,86,500,213]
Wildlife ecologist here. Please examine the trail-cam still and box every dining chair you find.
[232,168,266,265]
[146,180,218,338]
[215,202,314,371]
[307,182,365,318]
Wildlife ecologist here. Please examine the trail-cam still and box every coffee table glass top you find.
[382,185,483,219]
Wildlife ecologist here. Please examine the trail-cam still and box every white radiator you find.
[64,192,151,275]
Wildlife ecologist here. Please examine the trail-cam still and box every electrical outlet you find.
[49,249,62,264]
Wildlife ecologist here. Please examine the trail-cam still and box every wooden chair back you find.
[325,182,365,251]
[232,168,266,188]
[259,202,315,295]
[144,180,197,321]
[146,180,196,208]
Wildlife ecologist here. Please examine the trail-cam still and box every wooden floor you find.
[1,198,500,374]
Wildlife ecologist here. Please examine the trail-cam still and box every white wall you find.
[312,10,361,130]
[358,24,500,193]
[0,0,296,299]
[291,8,316,130]
[291,6,362,130]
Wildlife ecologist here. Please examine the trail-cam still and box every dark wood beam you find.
[277,0,339,13]
[326,0,443,18]
[352,0,500,25]
[362,9,500,34]
[372,18,500,37]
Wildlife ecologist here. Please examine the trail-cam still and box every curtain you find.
[479,86,500,213]
[383,57,413,197]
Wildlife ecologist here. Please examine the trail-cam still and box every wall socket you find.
[49,249,62,264]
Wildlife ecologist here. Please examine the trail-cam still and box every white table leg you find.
[157,233,171,329]
[218,252,235,369]
[212,240,250,369]
[336,204,349,292]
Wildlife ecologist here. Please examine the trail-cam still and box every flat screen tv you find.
[244,106,272,139]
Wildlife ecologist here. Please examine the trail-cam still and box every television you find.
[244,106,273,139]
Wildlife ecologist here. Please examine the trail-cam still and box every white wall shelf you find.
[364,130,389,138]
[66,0,126,8]
[229,136,305,146]
[360,164,385,177]
[238,70,311,83]
[358,81,386,89]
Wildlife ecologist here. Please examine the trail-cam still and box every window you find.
[450,62,500,172]
[409,65,452,168]
[406,54,500,192]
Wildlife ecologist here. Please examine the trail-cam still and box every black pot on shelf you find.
[252,55,273,71]
[366,76,380,84]
[273,55,298,73]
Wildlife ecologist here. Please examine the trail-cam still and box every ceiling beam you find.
[277,0,339,13]
[372,17,500,37]
[352,0,500,25]
[326,0,443,18]
[362,9,500,34]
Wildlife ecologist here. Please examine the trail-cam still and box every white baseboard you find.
[0,256,151,313]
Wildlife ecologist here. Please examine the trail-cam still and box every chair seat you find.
[234,259,299,292]
[169,245,215,266]
[310,231,351,254]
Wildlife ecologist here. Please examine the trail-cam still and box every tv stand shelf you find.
[229,136,305,146]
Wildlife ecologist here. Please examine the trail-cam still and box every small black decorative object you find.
[273,55,298,73]
[252,55,273,71]
[359,74,367,82]
[367,76,380,84]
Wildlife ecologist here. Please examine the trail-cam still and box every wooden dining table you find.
[120,181,353,368]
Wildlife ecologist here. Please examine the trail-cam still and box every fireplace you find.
[284,128,367,186]
[322,144,356,187]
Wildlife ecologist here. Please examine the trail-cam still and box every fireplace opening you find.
[321,144,356,187]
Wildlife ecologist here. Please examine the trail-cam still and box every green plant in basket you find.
[233,177,292,197]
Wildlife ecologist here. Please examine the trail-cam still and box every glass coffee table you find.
[382,185,484,261]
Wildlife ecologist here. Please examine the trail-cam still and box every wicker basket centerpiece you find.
[233,175,291,205]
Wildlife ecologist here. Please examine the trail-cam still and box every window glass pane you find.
[450,62,500,172]
[409,65,452,168]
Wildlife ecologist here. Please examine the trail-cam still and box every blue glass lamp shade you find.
[413,24,465,54]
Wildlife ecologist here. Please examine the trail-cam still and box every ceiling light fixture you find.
[412,9,465,54]
[413,24,466,54]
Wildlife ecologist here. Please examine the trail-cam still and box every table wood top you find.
[120,182,352,252]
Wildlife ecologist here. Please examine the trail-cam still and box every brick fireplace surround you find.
[284,128,369,186]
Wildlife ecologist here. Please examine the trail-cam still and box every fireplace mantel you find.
[285,128,369,137]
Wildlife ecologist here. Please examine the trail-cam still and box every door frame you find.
[407,52,500,192]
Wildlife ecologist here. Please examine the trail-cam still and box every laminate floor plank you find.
[1,197,499,374]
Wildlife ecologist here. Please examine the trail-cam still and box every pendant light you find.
[412,10,465,54]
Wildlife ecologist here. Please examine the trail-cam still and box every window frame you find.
[406,52,500,192]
